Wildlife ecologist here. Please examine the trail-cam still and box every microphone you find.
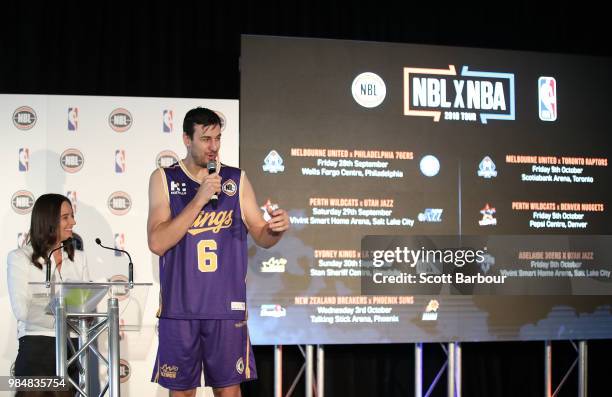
[207,160,218,209]
[46,237,73,288]
[95,238,134,289]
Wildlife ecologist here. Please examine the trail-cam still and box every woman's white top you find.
[7,243,89,338]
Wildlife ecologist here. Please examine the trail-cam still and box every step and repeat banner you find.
[1,94,239,396]
[240,35,612,344]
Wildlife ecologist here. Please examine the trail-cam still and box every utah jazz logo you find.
[189,210,234,235]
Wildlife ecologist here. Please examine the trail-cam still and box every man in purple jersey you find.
[147,107,289,397]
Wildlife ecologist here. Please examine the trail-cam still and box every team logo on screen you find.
[114,233,126,257]
[262,150,285,173]
[351,72,387,108]
[108,191,132,215]
[17,232,29,248]
[60,148,84,173]
[162,109,173,132]
[109,108,133,132]
[477,156,498,178]
[13,106,37,130]
[67,107,79,131]
[115,149,127,173]
[109,274,130,301]
[478,203,497,226]
[260,304,287,318]
[260,200,279,222]
[538,76,557,121]
[18,148,29,171]
[422,299,439,321]
[119,359,131,383]
[419,155,440,177]
[261,257,287,273]
[156,150,179,168]
[417,208,443,222]
[222,179,237,196]
[66,191,77,213]
[11,190,35,214]
[214,110,226,131]
[404,65,515,124]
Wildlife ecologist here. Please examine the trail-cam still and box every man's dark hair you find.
[183,107,223,139]
[28,193,75,269]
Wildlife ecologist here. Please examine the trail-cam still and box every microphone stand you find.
[95,238,134,288]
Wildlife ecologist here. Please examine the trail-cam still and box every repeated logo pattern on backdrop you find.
[1,94,239,396]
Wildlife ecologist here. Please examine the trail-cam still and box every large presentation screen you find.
[240,35,612,344]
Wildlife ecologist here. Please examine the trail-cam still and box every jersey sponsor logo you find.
[11,190,35,214]
[109,108,133,132]
[231,301,246,311]
[160,364,179,379]
[188,210,233,235]
[222,179,237,196]
[13,106,37,130]
[60,148,85,173]
[170,181,187,195]
[108,191,132,215]
[119,359,131,383]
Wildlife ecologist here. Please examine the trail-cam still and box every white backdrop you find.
[0,94,239,396]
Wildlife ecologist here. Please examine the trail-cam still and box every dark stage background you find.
[2,2,610,396]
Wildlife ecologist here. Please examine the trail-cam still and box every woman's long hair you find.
[28,194,75,269]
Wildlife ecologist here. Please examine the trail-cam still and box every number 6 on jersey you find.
[197,239,218,272]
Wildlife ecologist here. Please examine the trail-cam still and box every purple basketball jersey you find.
[157,161,248,320]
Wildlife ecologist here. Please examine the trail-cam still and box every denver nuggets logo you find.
[189,210,233,235]
[235,357,245,375]
[222,179,237,196]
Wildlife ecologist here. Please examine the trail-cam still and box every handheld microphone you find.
[46,237,73,288]
[95,238,134,288]
[207,160,218,209]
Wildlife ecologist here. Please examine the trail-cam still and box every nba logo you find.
[114,233,125,257]
[68,107,79,131]
[66,191,77,213]
[538,77,557,121]
[19,148,29,171]
[17,232,29,248]
[115,149,126,173]
[162,110,173,133]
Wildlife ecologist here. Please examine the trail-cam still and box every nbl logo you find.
[60,148,85,173]
[13,106,37,130]
[119,359,131,383]
[11,190,35,214]
[162,110,173,133]
[351,72,387,108]
[156,150,179,168]
[68,107,78,131]
[109,108,133,132]
[107,191,132,215]
[115,149,126,173]
[19,148,29,171]
[66,191,77,213]
[114,233,126,257]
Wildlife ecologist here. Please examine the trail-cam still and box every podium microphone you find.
[46,237,73,288]
[95,238,134,289]
[207,160,218,209]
